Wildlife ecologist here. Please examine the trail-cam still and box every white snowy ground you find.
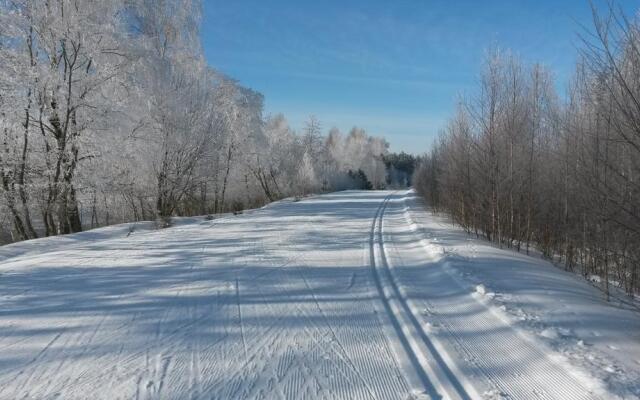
[0,190,638,400]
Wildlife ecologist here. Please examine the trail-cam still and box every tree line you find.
[414,5,640,298]
[0,0,390,243]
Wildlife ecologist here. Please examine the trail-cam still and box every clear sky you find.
[200,0,637,154]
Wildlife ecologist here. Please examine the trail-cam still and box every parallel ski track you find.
[369,193,472,400]
[394,194,603,400]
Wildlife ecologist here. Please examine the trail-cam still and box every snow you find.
[0,190,638,399]
[475,284,487,295]
[540,328,561,340]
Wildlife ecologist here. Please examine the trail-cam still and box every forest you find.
[0,0,395,243]
[3,0,636,302]
[1,2,639,399]
[414,5,640,297]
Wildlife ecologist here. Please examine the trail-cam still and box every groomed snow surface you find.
[0,190,638,399]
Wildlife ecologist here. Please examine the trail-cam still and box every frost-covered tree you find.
[0,0,393,243]
[0,0,131,237]
[414,5,640,297]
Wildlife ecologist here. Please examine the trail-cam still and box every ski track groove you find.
[390,194,603,400]
[377,195,479,400]
[294,266,379,400]
[367,195,466,399]
[236,276,249,363]
[2,330,65,398]
[0,190,621,399]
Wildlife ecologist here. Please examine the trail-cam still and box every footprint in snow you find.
[482,389,511,399]
[604,364,622,374]
[424,322,438,332]
[406,390,430,400]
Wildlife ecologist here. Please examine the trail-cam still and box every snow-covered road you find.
[0,191,638,399]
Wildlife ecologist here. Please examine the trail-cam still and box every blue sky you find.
[201,1,637,154]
